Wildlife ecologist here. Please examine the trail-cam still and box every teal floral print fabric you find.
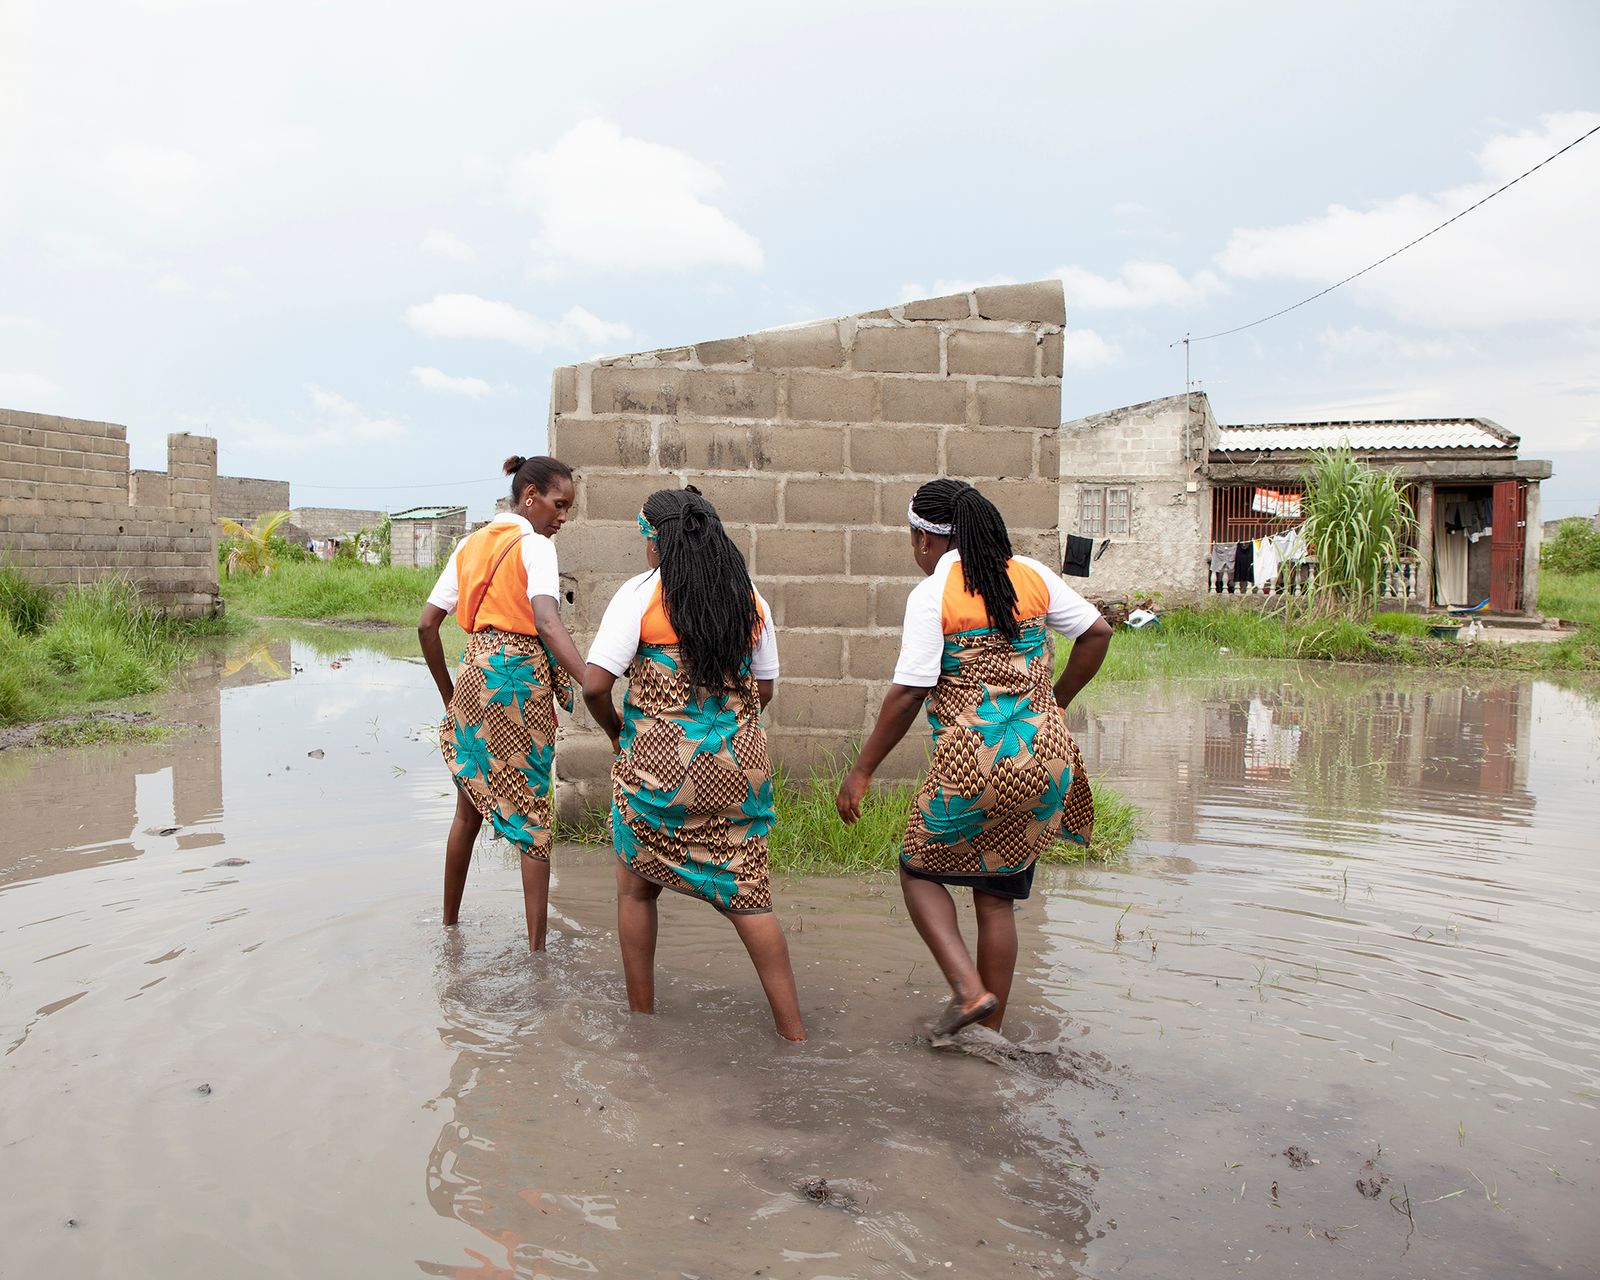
[611,643,775,913]
[440,627,571,860]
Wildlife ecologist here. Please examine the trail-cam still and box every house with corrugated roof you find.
[1060,392,1552,615]
[390,505,467,568]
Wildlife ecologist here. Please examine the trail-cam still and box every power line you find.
[1183,120,1600,346]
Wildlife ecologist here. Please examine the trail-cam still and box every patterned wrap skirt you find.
[902,617,1094,880]
[610,644,775,914]
[440,628,572,861]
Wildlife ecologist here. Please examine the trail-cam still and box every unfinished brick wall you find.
[548,280,1065,816]
[0,408,220,616]
[217,475,292,523]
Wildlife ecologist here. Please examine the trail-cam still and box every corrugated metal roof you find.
[1214,418,1514,453]
[390,505,467,520]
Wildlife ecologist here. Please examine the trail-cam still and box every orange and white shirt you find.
[427,512,561,634]
[892,550,1100,687]
[586,570,779,679]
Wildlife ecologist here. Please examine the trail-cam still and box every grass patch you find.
[221,560,436,626]
[31,717,171,749]
[564,770,1141,875]
[0,573,229,728]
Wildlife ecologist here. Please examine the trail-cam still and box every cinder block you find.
[881,377,966,425]
[975,381,1060,430]
[984,479,1061,531]
[852,326,940,374]
[555,522,651,578]
[874,579,916,625]
[690,476,780,524]
[780,580,870,628]
[785,371,878,423]
[902,293,971,321]
[551,366,579,416]
[1038,432,1060,478]
[762,729,856,778]
[750,424,845,473]
[681,371,778,420]
[784,477,877,524]
[550,418,654,470]
[876,479,920,524]
[848,425,940,475]
[694,336,752,366]
[1040,331,1063,380]
[593,366,683,415]
[773,629,845,679]
[754,528,846,577]
[847,630,903,679]
[583,473,667,519]
[849,528,918,578]
[948,330,1038,378]
[773,680,868,731]
[751,323,844,370]
[974,281,1065,326]
[662,423,753,471]
[945,430,1035,479]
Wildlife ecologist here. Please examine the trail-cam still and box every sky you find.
[2,0,1597,522]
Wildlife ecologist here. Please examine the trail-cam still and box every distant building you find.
[216,474,292,524]
[390,506,468,568]
[1062,392,1553,616]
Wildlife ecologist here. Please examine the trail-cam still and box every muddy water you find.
[1,640,1595,1278]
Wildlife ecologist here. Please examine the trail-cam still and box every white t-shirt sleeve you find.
[585,574,653,676]
[426,544,462,613]
[522,533,560,600]
[750,591,779,680]
[890,576,945,687]
[1019,555,1103,639]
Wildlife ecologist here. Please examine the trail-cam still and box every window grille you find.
[1078,486,1131,537]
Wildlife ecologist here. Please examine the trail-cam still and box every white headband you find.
[907,502,952,537]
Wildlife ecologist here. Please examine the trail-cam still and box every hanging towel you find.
[1063,533,1094,577]
[1233,540,1254,584]
[1254,536,1280,584]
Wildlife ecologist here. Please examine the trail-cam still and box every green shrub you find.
[1542,519,1600,574]
[1301,447,1417,615]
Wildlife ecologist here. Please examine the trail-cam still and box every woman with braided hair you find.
[419,454,586,952]
[837,478,1111,1037]
[583,486,805,1041]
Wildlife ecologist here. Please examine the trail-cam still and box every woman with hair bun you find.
[837,478,1112,1038]
[418,454,586,951]
[582,486,805,1041]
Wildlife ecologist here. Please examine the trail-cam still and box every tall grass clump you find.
[0,564,52,636]
[220,559,437,625]
[1300,446,1417,616]
[33,577,190,703]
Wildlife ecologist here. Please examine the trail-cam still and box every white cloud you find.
[410,366,495,398]
[224,386,406,454]
[1217,112,1600,328]
[1317,325,1460,362]
[420,229,474,262]
[1055,261,1224,310]
[508,119,763,275]
[0,371,59,403]
[1064,329,1121,370]
[100,143,206,220]
[899,274,1017,302]
[405,292,631,352]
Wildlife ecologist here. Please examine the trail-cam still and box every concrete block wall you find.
[217,475,292,524]
[0,408,221,616]
[1060,393,1212,603]
[548,280,1065,816]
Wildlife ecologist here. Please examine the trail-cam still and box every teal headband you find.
[637,511,658,541]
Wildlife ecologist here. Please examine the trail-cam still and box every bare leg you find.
[973,889,1020,1030]
[443,789,483,926]
[897,866,991,1010]
[521,853,551,952]
[615,862,662,1013]
[727,912,806,1041]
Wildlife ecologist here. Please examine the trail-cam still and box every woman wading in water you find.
[837,478,1111,1037]
[418,455,586,952]
[583,487,805,1041]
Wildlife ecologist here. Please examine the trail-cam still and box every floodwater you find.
[1,635,1596,1279]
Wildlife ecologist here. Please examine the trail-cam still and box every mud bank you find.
[0,638,1595,1277]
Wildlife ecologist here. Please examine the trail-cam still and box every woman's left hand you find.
[836,767,872,825]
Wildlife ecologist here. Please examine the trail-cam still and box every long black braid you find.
[911,478,1020,640]
[643,487,759,692]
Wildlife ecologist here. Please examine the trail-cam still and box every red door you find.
[1489,481,1526,613]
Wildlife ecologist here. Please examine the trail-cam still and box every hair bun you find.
[502,455,527,476]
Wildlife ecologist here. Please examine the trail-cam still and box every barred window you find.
[1079,486,1131,537]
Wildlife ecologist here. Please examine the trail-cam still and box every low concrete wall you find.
[0,408,220,616]
[548,279,1066,816]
